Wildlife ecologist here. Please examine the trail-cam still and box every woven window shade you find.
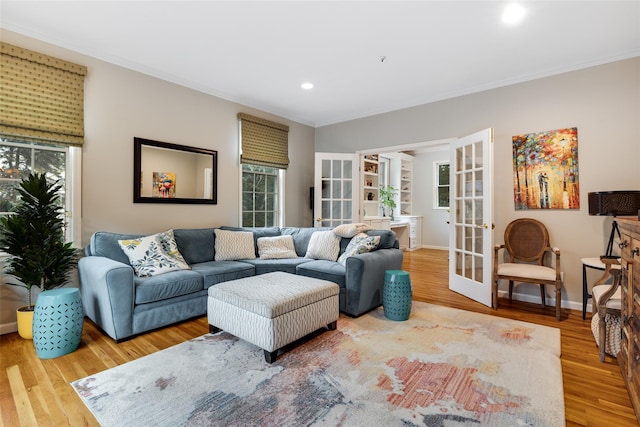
[238,113,289,169]
[0,42,87,146]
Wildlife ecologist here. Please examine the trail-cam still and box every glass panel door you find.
[448,129,493,307]
[314,153,358,227]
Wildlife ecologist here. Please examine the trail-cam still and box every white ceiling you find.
[1,1,639,127]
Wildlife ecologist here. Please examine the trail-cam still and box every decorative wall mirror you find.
[133,137,217,204]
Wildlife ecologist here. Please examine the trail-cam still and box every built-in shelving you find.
[361,154,380,219]
[388,153,413,217]
[399,156,413,215]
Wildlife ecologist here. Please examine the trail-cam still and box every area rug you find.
[72,302,564,426]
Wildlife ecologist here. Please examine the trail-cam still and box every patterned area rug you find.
[72,302,564,426]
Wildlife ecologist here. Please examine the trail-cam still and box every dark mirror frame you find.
[133,137,218,204]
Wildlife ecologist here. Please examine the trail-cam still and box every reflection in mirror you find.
[133,137,217,204]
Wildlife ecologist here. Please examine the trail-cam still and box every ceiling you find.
[1,1,639,128]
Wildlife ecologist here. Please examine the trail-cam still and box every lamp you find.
[588,190,640,257]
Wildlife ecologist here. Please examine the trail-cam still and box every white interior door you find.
[448,128,494,307]
[314,153,358,227]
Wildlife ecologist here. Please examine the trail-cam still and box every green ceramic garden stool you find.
[383,270,412,321]
[33,288,84,359]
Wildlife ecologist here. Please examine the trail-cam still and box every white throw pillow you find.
[305,230,341,261]
[257,235,298,259]
[118,234,190,277]
[214,229,256,261]
[333,223,372,238]
[337,233,381,266]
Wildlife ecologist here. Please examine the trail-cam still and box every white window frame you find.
[239,164,285,227]
[434,160,450,209]
[0,140,81,247]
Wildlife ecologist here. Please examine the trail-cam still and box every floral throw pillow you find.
[337,233,381,266]
[118,234,191,277]
[156,229,189,265]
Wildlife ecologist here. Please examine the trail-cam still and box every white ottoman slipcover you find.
[207,271,339,362]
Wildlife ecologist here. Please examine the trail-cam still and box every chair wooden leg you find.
[598,312,607,362]
[540,284,546,308]
[555,286,561,321]
[508,281,514,302]
[492,278,498,310]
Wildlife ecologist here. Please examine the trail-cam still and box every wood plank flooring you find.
[1,248,637,426]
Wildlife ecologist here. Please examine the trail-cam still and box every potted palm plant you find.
[379,185,398,220]
[0,173,78,339]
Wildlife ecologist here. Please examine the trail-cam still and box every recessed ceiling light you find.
[301,82,314,90]
[502,3,525,25]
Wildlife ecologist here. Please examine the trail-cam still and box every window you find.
[435,161,450,209]
[238,113,289,227]
[242,164,281,227]
[1,42,86,246]
[0,138,77,242]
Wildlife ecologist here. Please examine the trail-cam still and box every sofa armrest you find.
[343,248,404,317]
[78,256,135,341]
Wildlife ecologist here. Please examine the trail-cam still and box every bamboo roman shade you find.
[238,113,289,169]
[0,42,87,146]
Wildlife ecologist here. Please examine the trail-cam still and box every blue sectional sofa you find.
[78,226,403,341]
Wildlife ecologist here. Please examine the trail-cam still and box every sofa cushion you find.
[257,235,297,259]
[173,228,215,264]
[337,233,381,266]
[280,227,333,257]
[296,260,346,287]
[90,231,144,265]
[134,269,204,304]
[305,230,341,261]
[220,226,281,257]
[242,257,313,275]
[190,261,255,288]
[118,234,191,277]
[214,229,257,261]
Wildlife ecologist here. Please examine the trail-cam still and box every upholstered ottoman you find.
[207,271,339,363]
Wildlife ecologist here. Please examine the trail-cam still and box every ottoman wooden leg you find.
[264,349,278,364]
[328,321,337,330]
[209,325,221,334]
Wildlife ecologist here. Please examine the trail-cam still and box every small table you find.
[581,257,621,319]
[32,288,84,359]
[383,270,412,321]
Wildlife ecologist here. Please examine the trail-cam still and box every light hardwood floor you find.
[1,248,637,426]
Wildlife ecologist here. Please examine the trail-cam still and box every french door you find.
[314,153,358,227]
[448,129,494,307]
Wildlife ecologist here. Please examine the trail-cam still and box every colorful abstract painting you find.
[152,172,176,198]
[512,127,579,210]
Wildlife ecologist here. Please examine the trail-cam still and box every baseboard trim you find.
[0,321,18,335]
[497,290,588,314]
[419,245,448,251]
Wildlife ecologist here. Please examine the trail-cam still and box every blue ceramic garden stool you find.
[33,288,84,359]
[383,270,412,321]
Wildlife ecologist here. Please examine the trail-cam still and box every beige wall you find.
[0,30,316,331]
[316,57,640,310]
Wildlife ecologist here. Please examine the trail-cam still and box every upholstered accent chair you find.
[493,218,563,320]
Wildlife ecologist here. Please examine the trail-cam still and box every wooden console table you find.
[617,217,640,423]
